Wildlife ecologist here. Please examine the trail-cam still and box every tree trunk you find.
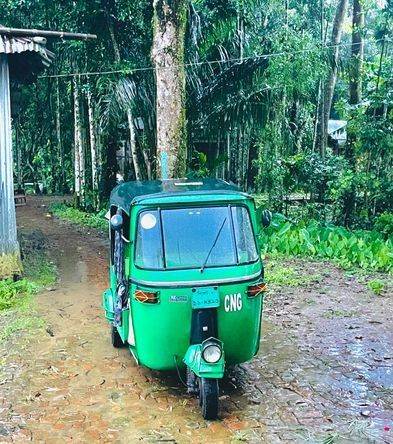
[319,0,348,156]
[226,131,231,181]
[73,78,83,206]
[56,78,65,193]
[142,149,152,180]
[349,0,364,105]
[87,87,99,209]
[127,109,142,180]
[152,0,188,179]
[343,0,364,226]
[105,2,121,63]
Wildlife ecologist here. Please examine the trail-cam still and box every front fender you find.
[102,288,115,322]
[183,344,225,379]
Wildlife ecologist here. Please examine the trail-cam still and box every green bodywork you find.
[102,179,265,372]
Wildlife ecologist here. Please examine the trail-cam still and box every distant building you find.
[328,119,347,146]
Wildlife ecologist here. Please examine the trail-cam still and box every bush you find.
[374,212,393,239]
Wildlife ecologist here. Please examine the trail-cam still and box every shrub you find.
[374,212,393,239]
[0,279,36,311]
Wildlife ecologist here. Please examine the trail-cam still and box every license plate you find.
[191,287,220,309]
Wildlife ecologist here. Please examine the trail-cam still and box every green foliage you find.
[0,279,36,311]
[3,0,391,230]
[50,203,108,232]
[265,261,320,287]
[367,279,385,295]
[188,150,228,178]
[374,212,393,239]
[260,214,393,272]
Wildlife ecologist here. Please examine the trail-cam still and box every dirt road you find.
[0,197,392,443]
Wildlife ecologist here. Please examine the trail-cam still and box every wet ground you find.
[0,196,392,443]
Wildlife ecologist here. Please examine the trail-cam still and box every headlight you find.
[202,343,222,363]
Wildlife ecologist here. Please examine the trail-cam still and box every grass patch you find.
[23,254,56,288]
[50,202,107,232]
[230,431,249,443]
[0,279,36,311]
[1,313,45,340]
[323,309,357,318]
[0,231,56,340]
[265,260,320,287]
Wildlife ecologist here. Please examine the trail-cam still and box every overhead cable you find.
[38,38,390,79]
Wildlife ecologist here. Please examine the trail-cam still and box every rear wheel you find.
[199,377,219,420]
[111,325,123,348]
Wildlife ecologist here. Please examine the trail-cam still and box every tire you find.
[111,325,123,348]
[199,377,219,420]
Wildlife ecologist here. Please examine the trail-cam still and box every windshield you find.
[135,206,258,270]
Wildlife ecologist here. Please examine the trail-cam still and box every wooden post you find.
[0,55,22,278]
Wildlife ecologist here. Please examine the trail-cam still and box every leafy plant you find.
[260,215,393,272]
[0,280,36,311]
[367,279,385,295]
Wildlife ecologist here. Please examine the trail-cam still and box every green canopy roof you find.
[110,179,248,212]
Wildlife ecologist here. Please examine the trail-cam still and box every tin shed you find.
[0,33,54,277]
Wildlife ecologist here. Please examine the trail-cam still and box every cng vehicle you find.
[102,179,270,419]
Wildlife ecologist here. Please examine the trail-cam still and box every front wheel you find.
[199,377,219,420]
[111,325,123,348]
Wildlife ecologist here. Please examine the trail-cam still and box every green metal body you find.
[102,179,265,372]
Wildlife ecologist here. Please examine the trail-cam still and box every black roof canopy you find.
[110,179,248,212]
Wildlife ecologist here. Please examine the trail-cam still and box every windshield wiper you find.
[200,217,227,273]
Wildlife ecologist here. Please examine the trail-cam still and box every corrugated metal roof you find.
[0,35,54,65]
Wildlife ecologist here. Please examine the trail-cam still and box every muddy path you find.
[0,196,392,443]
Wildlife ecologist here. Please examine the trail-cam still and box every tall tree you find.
[87,86,99,209]
[73,77,84,206]
[152,0,188,179]
[320,0,349,156]
[349,0,364,105]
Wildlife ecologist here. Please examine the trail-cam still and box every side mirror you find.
[261,210,272,228]
[110,214,123,231]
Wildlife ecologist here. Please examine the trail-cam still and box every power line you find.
[38,38,390,80]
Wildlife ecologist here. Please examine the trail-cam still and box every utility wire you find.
[38,38,391,79]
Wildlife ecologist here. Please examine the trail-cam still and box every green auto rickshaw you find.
[102,178,270,419]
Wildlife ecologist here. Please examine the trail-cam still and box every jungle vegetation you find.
[1,0,392,234]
